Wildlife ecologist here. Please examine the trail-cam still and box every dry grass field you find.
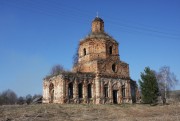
[0,103,180,121]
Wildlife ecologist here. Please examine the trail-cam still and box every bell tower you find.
[73,16,129,78]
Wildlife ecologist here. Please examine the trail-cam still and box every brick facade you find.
[43,17,138,104]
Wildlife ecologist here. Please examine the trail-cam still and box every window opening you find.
[122,85,125,98]
[87,84,92,98]
[109,46,112,54]
[78,83,83,98]
[112,63,116,72]
[83,48,86,56]
[68,83,73,99]
[104,84,108,98]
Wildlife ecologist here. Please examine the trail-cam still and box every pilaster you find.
[73,79,78,103]
[42,80,49,103]
[95,74,100,104]
[109,80,113,103]
[83,79,87,103]
[100,80,104,103]
[118,85,122,104]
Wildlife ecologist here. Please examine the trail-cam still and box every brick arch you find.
[112,82,119,90]
[49,83,54,103]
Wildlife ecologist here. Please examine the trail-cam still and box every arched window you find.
[78,83,83,98]
[68,83,73,99]
[112,63,116,72]
[104,84,108,98]
[49,83,54,103]
[87,84,92,98]
[83,48,86,56]
[109,46,112,54]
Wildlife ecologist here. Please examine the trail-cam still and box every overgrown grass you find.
[0,103,179,121]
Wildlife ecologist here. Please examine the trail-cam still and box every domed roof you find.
[93,17,104,22]
[81,32,118,44]
[80,16,118,44]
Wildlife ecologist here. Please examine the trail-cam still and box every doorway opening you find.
[78,83,83,98]
[49,83,54,103]
[68,82,73,99]
[87,84,92,98]
[113,90,118,104]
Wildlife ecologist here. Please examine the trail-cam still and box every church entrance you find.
[49,83,54,103]
[113,90,118,104]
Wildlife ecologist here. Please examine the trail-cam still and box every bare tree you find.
[51,64,65,75]
[0,92,2,105]
[156,66,179,104]
[17,96,25,105]
[26,94,32,105]
[0,89,17,105]
[73,45,79,68]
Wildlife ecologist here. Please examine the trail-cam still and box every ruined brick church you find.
[43,16,138,104]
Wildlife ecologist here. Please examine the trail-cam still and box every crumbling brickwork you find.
[43,17,138,104]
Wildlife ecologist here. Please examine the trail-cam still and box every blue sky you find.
[0,0,180,96]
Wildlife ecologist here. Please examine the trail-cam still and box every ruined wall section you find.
[42,79,49,103]
[98,59,130,78]
[74,37,121,74]
[43,17,135,104]
[98,77,132,104]
[74,60,98,73]
[78,38,119,62]
[105,40,119,58]
[78,39,107,63]
[42,75,65,104]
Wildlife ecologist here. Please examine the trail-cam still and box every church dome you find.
[80,17,118,44]
[85,32,117,43]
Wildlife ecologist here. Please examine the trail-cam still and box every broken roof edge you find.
[44,71,96,80]
[80,31,119,44]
